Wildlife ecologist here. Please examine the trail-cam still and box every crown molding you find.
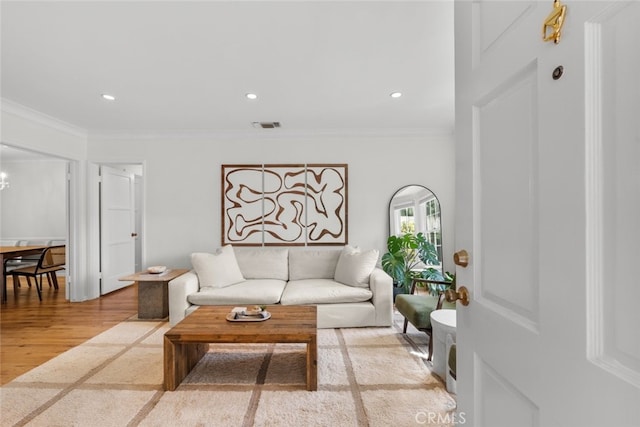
[1,98,88,139]
[88,127,454,142]
[0,98,454,142]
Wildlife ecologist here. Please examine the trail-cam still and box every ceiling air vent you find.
[252,121,281,129]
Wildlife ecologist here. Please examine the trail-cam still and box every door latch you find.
[542,0,567,44]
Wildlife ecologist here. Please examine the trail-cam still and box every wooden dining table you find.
[1,245,48,303]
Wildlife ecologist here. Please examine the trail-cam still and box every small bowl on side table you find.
[147,265,167,274]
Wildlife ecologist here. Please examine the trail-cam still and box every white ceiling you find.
[1,1,454,137]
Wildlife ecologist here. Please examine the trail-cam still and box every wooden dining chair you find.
[5,240,52,289]
[10,245,66,301]
[16,239,53,266]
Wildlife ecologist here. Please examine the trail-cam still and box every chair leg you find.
[427,330,433,362]
[2,265,7,303]
[49,272,59,289]
[35,275,43,301]
[402,318,409,334]
[46,273,53,288]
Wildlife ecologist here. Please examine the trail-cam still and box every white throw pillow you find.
[334,245,379,288]
[191,245,245,289]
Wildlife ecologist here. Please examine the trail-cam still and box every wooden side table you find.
[119,269,189,319]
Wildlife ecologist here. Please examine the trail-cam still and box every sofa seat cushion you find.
[281,279,373,305]
[187,279,286,305]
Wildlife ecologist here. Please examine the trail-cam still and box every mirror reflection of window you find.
[394,205,415,234]
[389,185,443,268]
[421,197,442,261]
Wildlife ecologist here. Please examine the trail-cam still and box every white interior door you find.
[134,174,143,273]
[100,165,135,294]
[454,1,640,426]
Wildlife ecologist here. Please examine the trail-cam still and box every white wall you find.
[1,99,456,300]
[89,132,456,272]
[0,159,67,239]
[1,98,457,304]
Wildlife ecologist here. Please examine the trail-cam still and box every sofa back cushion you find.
[334,245,379,288]
[191,245,245,289]
[233,247,289,280]
[289,249,341,280]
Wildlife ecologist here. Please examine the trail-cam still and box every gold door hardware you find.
[542,0,567,44]
[445,286,470,306]
[453,249,469,267]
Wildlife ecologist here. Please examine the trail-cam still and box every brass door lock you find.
[445,286,470,306]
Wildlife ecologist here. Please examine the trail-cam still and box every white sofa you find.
[168,245,393,328]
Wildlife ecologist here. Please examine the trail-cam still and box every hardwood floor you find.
[0,277,138,385]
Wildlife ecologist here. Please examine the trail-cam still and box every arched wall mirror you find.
[388,185,443,268]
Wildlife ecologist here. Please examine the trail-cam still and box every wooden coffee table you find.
[163,305,317,391]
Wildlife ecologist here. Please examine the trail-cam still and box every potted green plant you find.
[381,232,443,297]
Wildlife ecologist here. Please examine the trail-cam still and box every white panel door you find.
[134,174,143,273]
[100,165,135,294]
[455,1,640,426]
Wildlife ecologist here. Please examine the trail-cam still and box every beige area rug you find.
[0,312,456,427]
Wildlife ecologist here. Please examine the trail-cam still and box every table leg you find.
[164,337,208,391]
[306,336,318,391]
[138,280,169,319]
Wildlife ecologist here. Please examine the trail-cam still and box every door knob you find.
[131,232,138,237]
[444,286,470,306]
[453,249,469,267]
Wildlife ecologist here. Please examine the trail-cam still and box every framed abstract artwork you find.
[221,164,348,246]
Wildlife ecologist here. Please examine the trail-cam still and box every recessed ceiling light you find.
[390,92,402,98]
[101,93,116,101]
[246,93,258,100]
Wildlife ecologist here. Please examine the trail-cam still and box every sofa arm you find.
[168,270,199,326]
[369,267,393,326]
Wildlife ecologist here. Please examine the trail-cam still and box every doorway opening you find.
[0,144,72,299]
